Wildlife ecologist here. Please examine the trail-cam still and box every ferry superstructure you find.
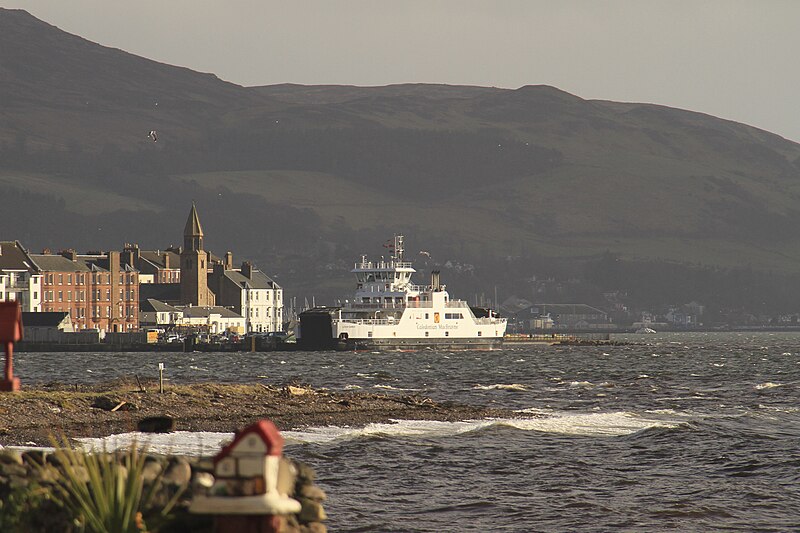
[299,235,506,350]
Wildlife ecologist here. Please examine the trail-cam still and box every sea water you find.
[12,332,800,531]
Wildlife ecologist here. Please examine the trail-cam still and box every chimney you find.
[109,252,121,322]
[108,251,120,276]
[163,253,170,269]
[241,261,253,279]
[61,249,77,261]
[431,270,441,291]
[123,243,139,268]
[225,251,233,270]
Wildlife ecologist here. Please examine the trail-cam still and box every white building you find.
[210,261,283,333]
[0,241,42,312]
[139,298,184,328]
[180,305,246,334]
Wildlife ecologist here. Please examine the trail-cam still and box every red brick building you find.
[31,250,139,332]
[121,243,181,284]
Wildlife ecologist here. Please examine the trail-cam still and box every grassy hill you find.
[3,7,800,314]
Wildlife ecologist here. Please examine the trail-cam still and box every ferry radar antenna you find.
[394,235,404,261]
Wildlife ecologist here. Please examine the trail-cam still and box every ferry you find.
[298,235,507,350]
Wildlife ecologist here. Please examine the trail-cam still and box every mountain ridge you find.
[3,8,800,313]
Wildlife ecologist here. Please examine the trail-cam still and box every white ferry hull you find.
[339,336,503,351]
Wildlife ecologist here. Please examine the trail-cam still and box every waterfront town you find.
[2,202,795,346]
[0,204,283,346]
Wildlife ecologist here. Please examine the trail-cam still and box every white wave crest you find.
[66,411,687,455]
[286,410,686,442]
[76,431,233,456]
[568,381,593,388]
[499,411,683,437]
[755,382,783,390]
[372,384,420,392]
[473,383,528,391]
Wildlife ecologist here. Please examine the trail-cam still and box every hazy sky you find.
[7,1,800,142]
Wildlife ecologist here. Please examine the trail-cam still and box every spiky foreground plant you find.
[41,437,185,533]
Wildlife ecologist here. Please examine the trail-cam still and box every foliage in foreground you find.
[36,438,186,533]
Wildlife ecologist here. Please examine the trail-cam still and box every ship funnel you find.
[431,270,441,291]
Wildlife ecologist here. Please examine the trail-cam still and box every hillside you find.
[3,8,800,315]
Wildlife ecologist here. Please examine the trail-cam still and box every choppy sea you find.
[9,332,800,531]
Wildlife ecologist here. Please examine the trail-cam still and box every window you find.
[67,292,72,302]
[445,331,449,336]
[58,291,63,302]
[58,274,63,284]
[425,331,429,337]
[106,289,110,301]
[478,331,482,336]
[67,274,72,284]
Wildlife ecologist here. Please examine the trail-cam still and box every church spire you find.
[184,202,204,251]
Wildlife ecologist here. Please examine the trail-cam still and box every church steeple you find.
[184,202,204,251]
[180,202,214,307]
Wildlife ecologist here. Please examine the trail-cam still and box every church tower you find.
[180,203,213,306]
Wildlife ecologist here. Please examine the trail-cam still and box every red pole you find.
[1,341,20,391]
[1,301,22,391]
[4,341,12,379]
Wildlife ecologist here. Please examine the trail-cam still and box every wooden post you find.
[0,301,23,392]
[159,362,164,393]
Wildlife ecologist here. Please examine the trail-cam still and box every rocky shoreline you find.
[0,379,515,448]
